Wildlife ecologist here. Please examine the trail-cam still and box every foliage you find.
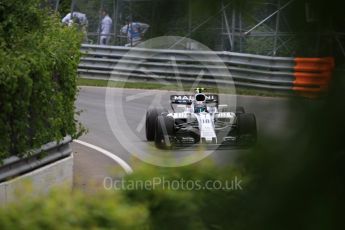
[0,188,149,229]
[235,65,345,229]
[58,0,72,16]
[0,160,249,229]
[0,0,83,160]
[121,161,249,229]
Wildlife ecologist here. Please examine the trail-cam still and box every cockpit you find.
[194,93,207,113]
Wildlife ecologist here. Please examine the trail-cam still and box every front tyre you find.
[237,113,257,146]
[145,108,168,141]
[154,116,175,149]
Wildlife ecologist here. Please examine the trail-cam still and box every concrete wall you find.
[0,154,74,205]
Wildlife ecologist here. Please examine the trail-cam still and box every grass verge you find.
[77,78,289,97]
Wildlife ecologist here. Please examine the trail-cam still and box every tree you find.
[0,0,83,159]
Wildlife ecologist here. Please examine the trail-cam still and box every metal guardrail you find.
[0,136,72,182]
[78,44,334,94]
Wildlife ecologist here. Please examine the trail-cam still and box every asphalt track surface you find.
[75,86,299,171]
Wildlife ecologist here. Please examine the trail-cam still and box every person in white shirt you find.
[99,9,113,45]
[62,9,88,42]
[120,17,149,47]
[62,11,88,27]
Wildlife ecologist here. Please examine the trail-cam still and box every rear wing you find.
[170,95,219,105]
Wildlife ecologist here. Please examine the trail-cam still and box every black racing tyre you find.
[145,108,168,141]
[154,115,175,149]
[223,106,245,114]
[237,113,257,145]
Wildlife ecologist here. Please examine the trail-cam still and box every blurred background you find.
[46,0,345,57]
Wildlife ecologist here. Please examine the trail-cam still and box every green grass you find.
[77,78,180,90]
[77,78,289,97]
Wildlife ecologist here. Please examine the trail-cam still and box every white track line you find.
[73,140,133,174]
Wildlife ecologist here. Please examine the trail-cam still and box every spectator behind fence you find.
[98,9,113,45]
[62,10,88,27]
[61,9,88,42]
[120,17,149,47]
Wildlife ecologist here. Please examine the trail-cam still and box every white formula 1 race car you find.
[145,88,257,149]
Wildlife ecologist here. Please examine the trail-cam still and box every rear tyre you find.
[145,108,168,141]
[237,113,257,145]
[154,116,175,149]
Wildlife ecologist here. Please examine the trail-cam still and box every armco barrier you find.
[0,137,73,204]
[78,44,334,95]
